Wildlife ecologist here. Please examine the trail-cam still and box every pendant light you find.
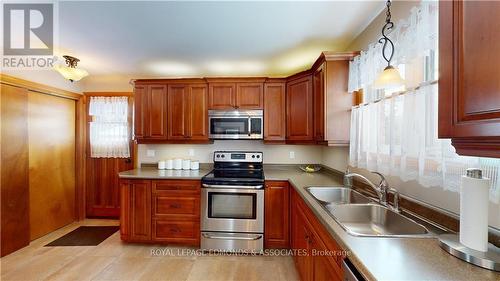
[54,55,89,82]
[373,0,404,89]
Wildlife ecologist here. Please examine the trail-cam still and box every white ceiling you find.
[56,1,385,88]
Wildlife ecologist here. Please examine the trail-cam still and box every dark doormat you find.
[45,226,119,246]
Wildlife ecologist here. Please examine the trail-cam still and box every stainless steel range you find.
[201,151,264,252]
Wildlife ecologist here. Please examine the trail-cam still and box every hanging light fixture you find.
[54,55,89,82]
[373,0,404,89]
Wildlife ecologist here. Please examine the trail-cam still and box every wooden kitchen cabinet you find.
[133,84,167,140]
[236,82,263,109]
[120,179,152,242]
[286,74,314,142]
[291,188,343,281]
[134,80,209,143]
[263,80,286,142]
[208,79,265,110]
[120,179,201,246]
[264,181,290,248]
[439,1,500,157]
[167,84,209,141]
[208,82,236,109]
[311,52,357,145]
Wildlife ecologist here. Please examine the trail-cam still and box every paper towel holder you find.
[438,233,499,271]
[466,168,482,179]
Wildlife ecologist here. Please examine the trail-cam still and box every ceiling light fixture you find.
[54,55,89,82]
[373,0,404,89]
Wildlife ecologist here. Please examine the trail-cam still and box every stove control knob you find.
[252,155,255,158]
[216,154,220,158]
[221,155,225,158]
[256,155,260,158]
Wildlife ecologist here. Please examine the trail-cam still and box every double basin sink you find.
[307,187,429,237]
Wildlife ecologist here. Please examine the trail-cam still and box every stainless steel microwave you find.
[208,110,263,140]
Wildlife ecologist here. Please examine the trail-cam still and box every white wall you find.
[138,141,323,165]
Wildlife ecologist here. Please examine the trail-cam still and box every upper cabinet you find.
[133,84,167,140]
[312,52,357,146]
[286,74,314,142]
[134,80,209,144]
[207,79,265,110]
[264,80,286,143]
[439,1,500,158]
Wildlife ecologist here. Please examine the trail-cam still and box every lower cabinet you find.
[291,188,344,281]
[264,181,290,248]
[120,179,200,246]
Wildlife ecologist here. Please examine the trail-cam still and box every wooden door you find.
[208,83,236,109]
[86,93,134,218]
[236,83,263,109]
[133,85,147,139]
[1,84,30,257]
[313,64,325,142]
[28,91,76,240]
[168,84,189,140]
[189,84,209,140]
[264,82,286,142]
[287,76,314,141]
[120,179,151,241]
[148,85,168,139]
[264,181,289,248]
[439,0,500,157]
[311,235,342,281]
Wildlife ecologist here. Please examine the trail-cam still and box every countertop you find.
[119,166,500,280]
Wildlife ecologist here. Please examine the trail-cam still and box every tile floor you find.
[0,220,299,281]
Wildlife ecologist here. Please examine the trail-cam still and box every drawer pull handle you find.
[170,204,181,209]
[169,228,180,233]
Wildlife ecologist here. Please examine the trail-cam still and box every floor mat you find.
[45,226,119,246]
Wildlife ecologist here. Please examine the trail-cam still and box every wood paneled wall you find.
[1,84,30,257]
[28,92,76,240]
[0,74,81,256]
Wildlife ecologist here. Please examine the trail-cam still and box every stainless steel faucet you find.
[344,170,390,207]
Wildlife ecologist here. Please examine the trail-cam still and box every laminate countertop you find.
[119,166,500,281]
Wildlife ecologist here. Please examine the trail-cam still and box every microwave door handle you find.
[248,117,251,136]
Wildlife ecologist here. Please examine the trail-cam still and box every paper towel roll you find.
[459,169,490,252]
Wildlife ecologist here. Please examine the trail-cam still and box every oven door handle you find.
[202,184,263,189]
[202,233,263,241]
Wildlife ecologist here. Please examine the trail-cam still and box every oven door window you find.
[210,118,249,135]
[208,192,256,219]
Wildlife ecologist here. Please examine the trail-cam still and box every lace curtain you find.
[348,1,500,203]
[89,97,130,158]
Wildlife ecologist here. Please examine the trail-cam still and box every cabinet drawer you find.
[153,196,199,218]
[152,219,200,245]
[152,180,200,196]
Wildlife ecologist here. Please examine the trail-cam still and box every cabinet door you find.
[264,82,286,142]
[236,83,263,109]
[133,85,148,139]
[311,235,342,281]
[264,181,289,248]
[291,204,312,281]
[148,85,168,139]
[168,84,188,140]
[208,83,236,109]
[313,64,325,142]
[439,1,500,157]
[189,84,209,140]
[120,179,151,242]
[287,76,314,141]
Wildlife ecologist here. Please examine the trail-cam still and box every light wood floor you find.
[0,219,299,281]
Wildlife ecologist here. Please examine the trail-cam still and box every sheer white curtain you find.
[89,97,130,158]
[348,1,500,203]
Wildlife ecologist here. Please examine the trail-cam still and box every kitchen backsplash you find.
[137,141,323,165]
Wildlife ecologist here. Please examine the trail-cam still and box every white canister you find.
[190,160,200,170]
[165,159,173,170]
[173,158,183,170]
[182,159,191,170]
[158,161,166,170]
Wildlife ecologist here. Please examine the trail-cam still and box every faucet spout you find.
[344,171,390,206]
